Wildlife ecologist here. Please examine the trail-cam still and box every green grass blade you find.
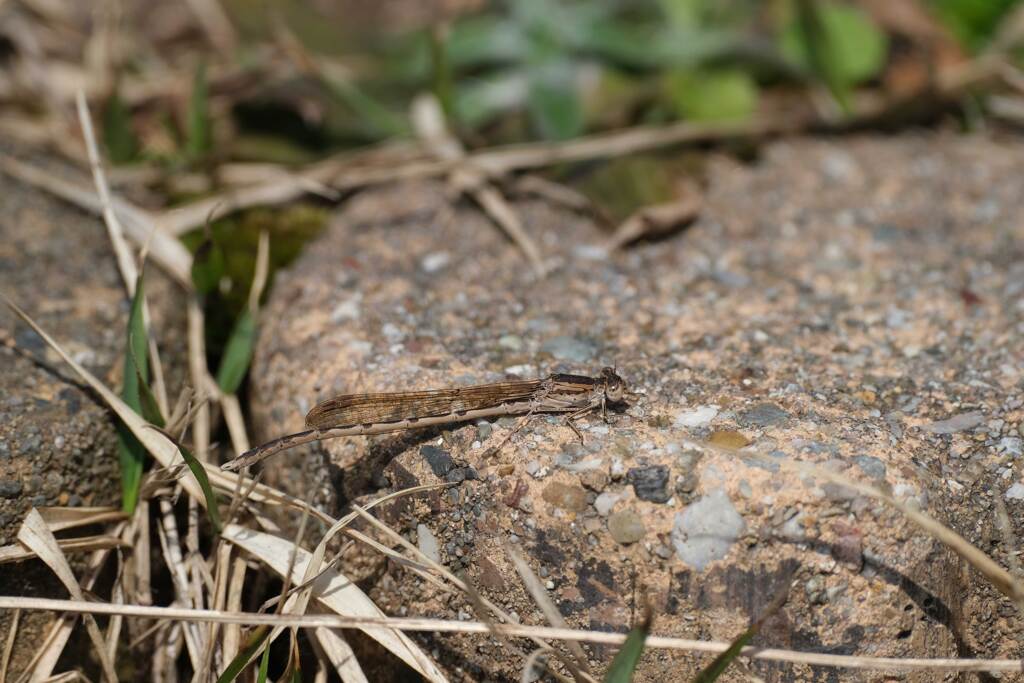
[128,341,164,428]
[325,76,409,139]
[690,625,756,683]
[216,309,256,394]
[187,60,211,159]
[217,626,270,683]
[257,641,271,683]
[117,274,149,514]
[604,608,652,683]
[102,88,140,164]
[190,233,225,296]
[430,27,456,122]
[174,441,223,533]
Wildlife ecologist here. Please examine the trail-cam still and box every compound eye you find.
[606,383,624,402]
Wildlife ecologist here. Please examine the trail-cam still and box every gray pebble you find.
[1005,483,1024,500]
[627,465,670,503]
[671,488,745,570]
[738,403,791,428]
[417,524,441,563]
[997,437,1022,457]
[923,412,984,434]
[0,479,23,498]
[854,455,886,480]
[420,445,455,477]
[593,491,622,516]
[540,336,597,362]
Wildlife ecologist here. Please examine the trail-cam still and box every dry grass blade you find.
[0,535,126,564]
[156,498,202,667]
[78,89,172,418]
[470,118,795,176]
[411,94,547,278]
[16,510,117,683]
[605,191,702,252]
[262,484,451,613]
[2,597,1022,673]
[312,627,369,683]
[219,524,448,683]
[75,89,138,295]
[222,554,248,664]
[12,537,123,683]
[507,546,592,680]
[186,298,211,462]
[36,507,125,532]
[248,229,270,314]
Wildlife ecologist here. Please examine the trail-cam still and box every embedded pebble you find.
[1005,483,1024,500]
[671,488,745,570]
[608,510,646,544]
[997,437,1022,457]
[738,403,791,428]
[707,430,750,449]
[541,482,588,512]
[420,445,455,477]
[780,512,807,541]
[498,335,524,351]
[417,524,441,563]
[610,459,626,480]
[0,480,23,498]
[420,251,451,273]
[675,406,718,428]
[923,412,984,434]
[593,491,622,516]
[579,470,608,492]
[627,465,670,503]
[540,336,597,362]
[854,455,886,480]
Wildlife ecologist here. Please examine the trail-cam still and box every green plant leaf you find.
[174,440,222,533]
[932,0,1018,51]
[779,0,888,110]
[257,641,271,683]
[187,60,211,159]
[102,89,140,164]
[216,309,256,395]
[663,68,758,122]
[190,235,225,296]
[218,626,270,683]
[447,13,528,67]
[454,70,529,128]
[129,345,164,428]
[527,60,584,140]
[117,274,149,514]
[604,609,652,683]
[430,26,456,121]
[324,76,408,139]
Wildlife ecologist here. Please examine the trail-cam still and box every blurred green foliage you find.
[105,0,1022,163]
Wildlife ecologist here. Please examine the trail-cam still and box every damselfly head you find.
[601,366,627,402]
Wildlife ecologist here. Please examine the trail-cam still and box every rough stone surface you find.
[0,151,185,677]
[251,133,1024,680]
